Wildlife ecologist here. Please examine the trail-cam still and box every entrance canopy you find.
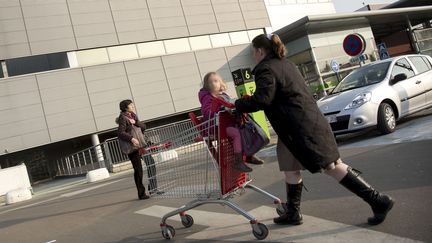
[275,6,432,42]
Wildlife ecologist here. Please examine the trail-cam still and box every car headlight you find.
[344,92,372,110]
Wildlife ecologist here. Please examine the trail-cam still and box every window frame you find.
[390,57,416,81]
[408,56,431,75]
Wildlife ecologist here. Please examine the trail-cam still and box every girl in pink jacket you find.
[198,72,264,172]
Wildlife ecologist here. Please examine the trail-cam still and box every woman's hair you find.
[202,72,227,92]
[119,99,133,112]
[252,34,287,59]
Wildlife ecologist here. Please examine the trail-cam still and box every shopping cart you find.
[141,100,285,240]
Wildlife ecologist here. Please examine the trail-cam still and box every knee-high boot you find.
[274,182,303,225]
[340,167,394,225]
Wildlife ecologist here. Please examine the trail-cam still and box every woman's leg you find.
[323,159,349,181]
[274,170,304,225]
[143,154,157,192]
[284,171,302,184]
[128,151,147,199]
[324,159,394,225]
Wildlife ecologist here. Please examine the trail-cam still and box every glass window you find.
[332,62,391,94]
[229,31,249,45]
[421,56,432,69]
[6,52,69,77]
[189,36,212,50]
[67,52,79,68]
[137,41,166,58]
[409,56,430,74]
[0,64,4,78]
[76,48,109,67]
[210,33,231,48]
[247,29,265,41]
[164,38,191,54]
[391,58,415,79]
[107,44,139,62]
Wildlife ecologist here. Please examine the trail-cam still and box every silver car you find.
[317,54,432,135]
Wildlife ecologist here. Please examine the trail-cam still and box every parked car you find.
[317,54,432,135]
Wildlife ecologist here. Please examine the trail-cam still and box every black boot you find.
[340,167,394,225]
[274,182,303,225]
[233,153,252,173]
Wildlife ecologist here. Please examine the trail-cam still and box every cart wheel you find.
[276,203,287,216]
[181,214,194,228]
[161,225,175,240]
[252,223,269,240]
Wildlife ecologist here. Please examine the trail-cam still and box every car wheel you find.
[377,103,396,134]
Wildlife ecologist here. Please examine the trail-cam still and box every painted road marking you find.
[59,179,125,197]
[135,205,424,242]
[0,178,126,215]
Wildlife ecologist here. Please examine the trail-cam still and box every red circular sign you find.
[343,34,366,56]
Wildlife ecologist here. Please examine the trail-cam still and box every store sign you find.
[343,33,366,57]
[232,68,253,86]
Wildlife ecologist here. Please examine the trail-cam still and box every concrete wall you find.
[0,0,270,60]
[0,44,254,155]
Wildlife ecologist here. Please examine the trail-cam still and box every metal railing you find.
[55,119,195,176]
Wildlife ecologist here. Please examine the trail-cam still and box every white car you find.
[317,54,432,135]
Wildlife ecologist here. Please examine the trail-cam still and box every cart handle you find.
[138,141,173,155]
[211,96,235,113]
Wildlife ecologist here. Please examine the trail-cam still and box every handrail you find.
[54,118,195,176]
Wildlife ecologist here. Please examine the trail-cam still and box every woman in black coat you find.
[235,34,394,226]
[117,100,159,200]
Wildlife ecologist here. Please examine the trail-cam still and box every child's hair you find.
[252,34,287,59]
[202,72,227,92]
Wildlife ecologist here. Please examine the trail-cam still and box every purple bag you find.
[239,115,269,156]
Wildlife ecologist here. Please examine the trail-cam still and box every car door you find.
[390,57,425,116]
[408,56,432,107]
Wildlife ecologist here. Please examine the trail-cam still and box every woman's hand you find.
[131,138,140,146]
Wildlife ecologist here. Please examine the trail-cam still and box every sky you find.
[332,0,397,13]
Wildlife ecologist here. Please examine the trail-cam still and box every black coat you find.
[117,112,146,142]
[235,54,340,173]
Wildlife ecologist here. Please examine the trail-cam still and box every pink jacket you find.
[199,89,236,127]
[198,89,214,121]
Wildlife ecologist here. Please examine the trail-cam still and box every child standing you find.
[198,72,264,173]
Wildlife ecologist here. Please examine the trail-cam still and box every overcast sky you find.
[332,0,397,13]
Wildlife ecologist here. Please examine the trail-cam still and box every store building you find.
[275,4,432,97]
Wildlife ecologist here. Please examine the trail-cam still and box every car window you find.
[409,56,430,74]
[391,58,415,79]
[331,62,390,94]
[421,56,432,70]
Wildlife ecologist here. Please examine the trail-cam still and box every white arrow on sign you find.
[135,205,421,242]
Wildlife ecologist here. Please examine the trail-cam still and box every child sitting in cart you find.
[198,72,264,173]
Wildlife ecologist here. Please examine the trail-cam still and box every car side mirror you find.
[391,73,407,84]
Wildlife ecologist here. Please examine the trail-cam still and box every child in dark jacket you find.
[198,72,264,172]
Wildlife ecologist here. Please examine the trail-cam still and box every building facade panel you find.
[109,0,156,44]
[68,0,119,49]
[147,0,189,39]
[21,0,77,55]
[83,63,132,131]
[36,69,96,141]
[0,75,50,153]
[162,52,201,112]
[124,57,175,120]
[211,0,247,32]
[182,0,220,36]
